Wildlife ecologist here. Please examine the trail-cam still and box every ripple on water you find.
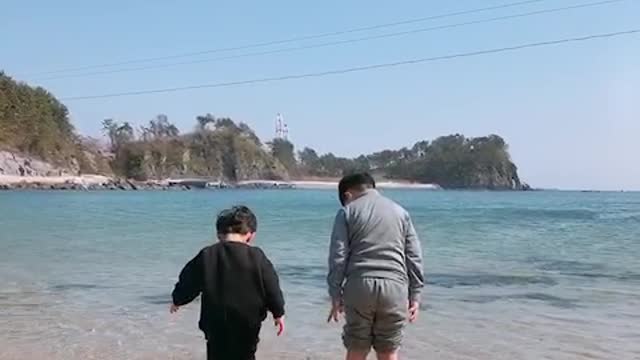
[461,292,580,309]
[278,264,326,285]
[488,208,598,221]
[280,267,561,289]
[427,273,558,288]
[139,294,172,305]
[534,259,606,273]
[530,258,640,282]
[50,283,109,292]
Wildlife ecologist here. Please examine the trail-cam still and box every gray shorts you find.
[342,277,408,352]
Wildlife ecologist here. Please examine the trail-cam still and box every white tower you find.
[275,113,288,140]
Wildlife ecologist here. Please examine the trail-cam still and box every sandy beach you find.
[1,175,441,190]
[0,174,112,186]
[238,179,441,190]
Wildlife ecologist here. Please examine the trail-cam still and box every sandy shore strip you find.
[1,175,441,190]
[248,180,441,190]
[0,174,112,186]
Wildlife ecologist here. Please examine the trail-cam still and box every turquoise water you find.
[1,190,639,359]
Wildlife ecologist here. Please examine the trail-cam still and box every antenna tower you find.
[275,113,288,140]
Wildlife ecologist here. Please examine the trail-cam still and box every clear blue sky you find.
[2,0,639,190]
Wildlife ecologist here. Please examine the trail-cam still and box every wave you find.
[278,264,326,285]
[461,292,579,308]
[530,258,640,281]
[140,294,172,305]
[598,212,640,222]
[487,208,598,221]
[534,259,606,273]
[427,273,557,288]
[50,283,108,291]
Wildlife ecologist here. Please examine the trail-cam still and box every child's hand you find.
[408,301,419,322]
[327,299,343,323]
[169,304,180,314]
[274,316,285,336]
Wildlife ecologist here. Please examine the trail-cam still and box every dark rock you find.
[30,182,45,190]
[126,180,138,190]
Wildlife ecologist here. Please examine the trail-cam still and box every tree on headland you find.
[140,114,179,141]
[298,147,321,174]
[101,118,134,153]
[269,138,297,174]
[196,113,216,131]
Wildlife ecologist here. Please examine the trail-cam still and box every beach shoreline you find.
[0,175,441,191]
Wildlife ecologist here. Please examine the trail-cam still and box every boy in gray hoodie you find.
[327,173,424,360]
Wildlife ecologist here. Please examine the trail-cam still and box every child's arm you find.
[327,208,349,303]
[404,212,424,321]
[261,253,285,335]
[262,254,285,317]
[171,251,204,310]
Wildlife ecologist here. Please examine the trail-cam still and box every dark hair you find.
[216,206,258,235]
[338,173,376,205]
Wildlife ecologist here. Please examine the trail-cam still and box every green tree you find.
[0,71,88,168]
[141,114,179,141]
[298,147,321,174]
[269,138,297,173]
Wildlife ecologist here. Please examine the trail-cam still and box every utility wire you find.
[60,29,640,101]
[29,0,552,76]
[37,0,624,81]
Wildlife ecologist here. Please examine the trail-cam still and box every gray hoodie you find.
[327,189,425,302]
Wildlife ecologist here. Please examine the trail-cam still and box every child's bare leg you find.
[346,349,369,360]
[376,350,399,360]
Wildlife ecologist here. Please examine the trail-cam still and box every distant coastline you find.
[1,71,527,191]
[0,175,442,191]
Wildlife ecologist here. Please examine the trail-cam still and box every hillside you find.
[293,135,523,190]
[0,71,526,189]
[0,72,111,176]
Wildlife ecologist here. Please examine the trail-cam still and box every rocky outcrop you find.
[0,151,72,177]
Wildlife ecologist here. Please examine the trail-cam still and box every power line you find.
[29,0,551,76]
[37,0,624,81]
[60,29,640,101]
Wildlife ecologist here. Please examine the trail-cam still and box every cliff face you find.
[111,125,289,182]
[457,162,521,190]
[0,150,66,176]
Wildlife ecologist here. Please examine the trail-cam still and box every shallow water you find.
[1,190,639,359]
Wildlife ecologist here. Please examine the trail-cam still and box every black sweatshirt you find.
[172,241,285,336]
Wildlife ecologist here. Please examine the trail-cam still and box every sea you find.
[0,190,639,359]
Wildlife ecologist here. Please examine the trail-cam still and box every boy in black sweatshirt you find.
[170,206,285,360]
